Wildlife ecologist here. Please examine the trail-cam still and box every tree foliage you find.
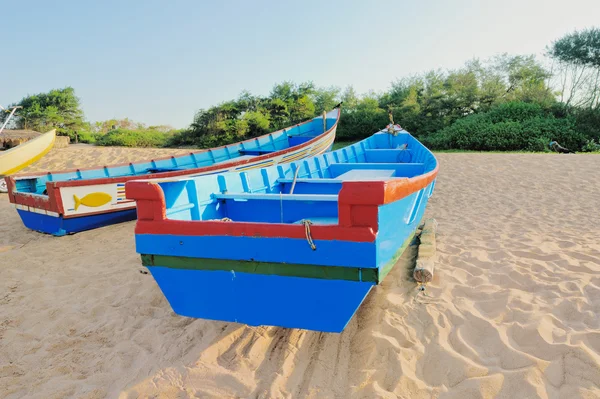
[548,27,600,109]
[549,27,600,68]
[344,54,556,139]
[169,82,330,148]
[168,53,562,148]
[89,118,180,146]
[0,87,86,139]
[92,118,145,133]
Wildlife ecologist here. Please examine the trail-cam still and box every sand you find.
[1,146,599,398]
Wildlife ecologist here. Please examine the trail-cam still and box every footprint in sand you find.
[556,240,577,249]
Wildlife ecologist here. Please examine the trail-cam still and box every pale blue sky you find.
[3,0,599,128]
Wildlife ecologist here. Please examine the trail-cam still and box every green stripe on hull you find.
[141,229,417,284]
[141,254,379,283]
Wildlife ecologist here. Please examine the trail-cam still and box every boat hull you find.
[16,207,137,236]
[148,267,373,333]
[134,180,434,332]
[0,129,56,176]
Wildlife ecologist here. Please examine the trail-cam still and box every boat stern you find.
[145,258,374,333]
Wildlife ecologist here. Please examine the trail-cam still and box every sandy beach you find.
[1,145,599,398]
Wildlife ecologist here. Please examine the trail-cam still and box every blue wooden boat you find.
[5,108,340,236]
[126,124,438,333]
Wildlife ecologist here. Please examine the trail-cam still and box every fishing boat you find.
[125,123,438,333]
[0,129,56,193]
[5,108,340,236]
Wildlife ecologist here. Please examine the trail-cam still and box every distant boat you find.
[5,108,340,236]
[0,129,56,192]
[125,123,438,333]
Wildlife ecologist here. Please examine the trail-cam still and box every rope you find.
[302,219,316,250]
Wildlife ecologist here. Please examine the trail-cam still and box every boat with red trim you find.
[126,123,438,333]
[5,108,340,236]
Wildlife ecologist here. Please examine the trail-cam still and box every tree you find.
[340,86,359,109]
[269,81,317,126]
[93,118,144,133]
[0,87,86,138]
[548,27,600,109]
[549,27,600,69]
[492,54,554,106]
[313,86,340,114]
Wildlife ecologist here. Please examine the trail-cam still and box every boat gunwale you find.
[127,126,438,242]
[7,108,341,187]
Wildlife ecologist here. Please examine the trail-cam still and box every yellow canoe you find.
[0,129,56,176]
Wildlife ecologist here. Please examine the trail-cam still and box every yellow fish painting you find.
[73,192,112,210]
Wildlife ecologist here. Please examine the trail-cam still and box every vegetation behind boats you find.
[2,28,599,153]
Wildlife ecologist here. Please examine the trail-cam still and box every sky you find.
[2,0,599,128]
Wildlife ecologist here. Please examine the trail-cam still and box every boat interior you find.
[157,130,437,226]
[12,110,339,196]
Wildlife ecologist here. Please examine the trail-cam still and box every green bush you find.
[95,129,171,147]
[581,139,600,152]
[422,101,586,151]
[573,108,600,141]
[76,131,100,144]
[337,98,389,140]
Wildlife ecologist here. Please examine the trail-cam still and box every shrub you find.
[337,99,389,140]
[581,139,600,152]
[94,129,171,147]
[76,131,100,144]
[573,107,600,141]
[422,101,586,151]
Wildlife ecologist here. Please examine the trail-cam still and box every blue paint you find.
[375,181,434,272]
[220,196,339,224]
[288,136,317,147]
[136,234,377,268]
[280,181,343,195]
[148,267,374,333]
[17,208,137,236]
